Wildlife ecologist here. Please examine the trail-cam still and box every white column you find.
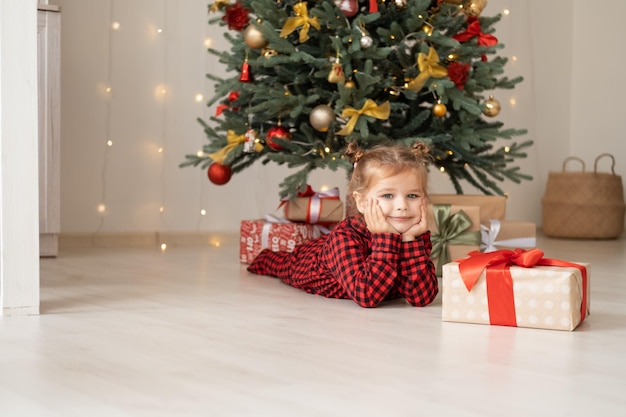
[0,0,40,316]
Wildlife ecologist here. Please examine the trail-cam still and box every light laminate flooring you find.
[2,233,626,416]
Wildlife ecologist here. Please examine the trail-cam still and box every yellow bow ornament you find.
[406,46,448,92]
[209,130,261,163]
[336,99,391,136]
[279,2,321,43]
[209,0,231,13]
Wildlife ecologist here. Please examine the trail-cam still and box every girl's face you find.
[353,169,426,234]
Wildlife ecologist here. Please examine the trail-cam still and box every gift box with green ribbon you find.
[428,204,482,276]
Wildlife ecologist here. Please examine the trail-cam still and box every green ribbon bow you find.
[431,204,482,276]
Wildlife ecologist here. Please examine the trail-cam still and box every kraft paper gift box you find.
[441,249,590,331]
[282,186,344,224]
[240,219,323,264]
[429,194,507,225]
[480,220,537,252]
[428,204,482,276]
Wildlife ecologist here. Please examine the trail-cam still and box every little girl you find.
[247,141,438,308]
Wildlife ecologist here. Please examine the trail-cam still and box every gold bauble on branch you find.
[432,101,447,118]
[344,79,355,88]
[483,95,501,117]
[465,0,488,17]
[309,104,336,132]
[244,25,268,49]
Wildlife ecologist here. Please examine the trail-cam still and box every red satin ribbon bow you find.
[215,91,240,116]
[453,19,498,47]
[457,248,589,327]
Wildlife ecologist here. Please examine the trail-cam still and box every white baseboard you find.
[59,231,240,249]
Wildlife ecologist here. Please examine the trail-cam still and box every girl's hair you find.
[344,141,432,216]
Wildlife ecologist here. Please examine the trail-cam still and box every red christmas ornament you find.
[265,125,291,151]
[334,0,358,17]
[239,60,252,82]
[222,2,250,31]
[207,162,232,185]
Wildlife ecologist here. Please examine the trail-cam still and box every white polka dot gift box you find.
[442,248,590,331]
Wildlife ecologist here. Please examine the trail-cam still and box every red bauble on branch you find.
[207,162,233,185]
[265,125,291,150]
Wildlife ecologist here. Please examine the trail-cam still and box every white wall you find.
[54,0,626,234]
[0,0,40,315]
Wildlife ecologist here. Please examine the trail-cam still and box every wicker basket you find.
[542,153,625,239]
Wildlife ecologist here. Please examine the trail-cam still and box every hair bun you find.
[344,141,365,164]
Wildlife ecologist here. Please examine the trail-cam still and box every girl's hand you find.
[402,199,429,241]
[363,199,398,234]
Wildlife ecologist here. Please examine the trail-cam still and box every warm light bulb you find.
[439,167,445,173]
[196,150,204,157]
[107,140,113,146]
[111,21,121,30]
[211,240,221,247]
[157,28,163,34]
[159,206,165,213]
[195,94,204,102]
[204,38,212,48]
[200,209,207,216]
[511,55,518,62]
[504,146,511,153]
[160,243,167,252]
[324,147,331,153]
[97,204,107,213]
[509,97,517,106]
[503,9,510,16]
[158,147,164,153]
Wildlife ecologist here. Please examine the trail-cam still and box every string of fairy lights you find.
[95,0,216,251]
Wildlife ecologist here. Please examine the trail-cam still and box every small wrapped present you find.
[428,204,482,276]
[239,217,326,264]
[429,194,507,224]
[480,219,536,252]
[282,185,344,224]
[442,249,590,331]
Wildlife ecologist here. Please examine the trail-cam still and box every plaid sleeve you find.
[325,228,403,308]
[397,231,439,307]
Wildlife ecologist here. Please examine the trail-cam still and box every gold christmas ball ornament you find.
[483,95,501,117]
[344,80,355,88]
[432,102,447,117]
[309,105,336,132]
[244,25,268,49]
[465,0,488,17]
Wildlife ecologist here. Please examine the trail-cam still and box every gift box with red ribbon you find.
[282,185,344,224]
[239,217,326,264]
[442,248,590,331]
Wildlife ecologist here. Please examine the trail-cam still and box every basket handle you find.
[562,156,585,172]
[594,153,616,175]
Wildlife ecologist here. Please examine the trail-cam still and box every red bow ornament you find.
[453,19,497,61]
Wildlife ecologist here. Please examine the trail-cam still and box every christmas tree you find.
[181,0,531,199]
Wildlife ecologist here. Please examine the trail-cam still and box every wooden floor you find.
[2,233,625,416]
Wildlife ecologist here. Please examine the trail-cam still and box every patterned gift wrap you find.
[442,249,590,331]
[239,219,322,264]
